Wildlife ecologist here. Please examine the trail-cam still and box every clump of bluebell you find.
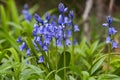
[17,3,80,63]
[102,16,118,48]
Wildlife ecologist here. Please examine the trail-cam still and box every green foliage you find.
[0,0,120,80]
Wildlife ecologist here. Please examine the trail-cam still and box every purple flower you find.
[74,24,80,32]
[106,36,111,43]
[65,39,71,46]
[64,16,70,24]
[24,4,28,10]
[58,14,64,25]
[45,12,50,21]
[19,42,26,51]
[34,14,43,23]
[108,27,117,35]
[58,3,68,13]
[73,38,77,45]
[69,10,74,19]
[38,56,44,63]
[22,4,32,21]
[42,44,48,51]
[17,37,22,42]
[26,49,31,56]
[66,30,72,37]
[107,16,113,24]
[57,39,62,46]
[112,41,118,48]
[102,23,108,27]
[24,13,32,21]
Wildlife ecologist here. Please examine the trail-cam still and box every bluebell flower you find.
[24,13,32,21]
[42,44,48,51]
[57,39,62,46]
[36,36,41,42]
[112,41,118,48]
[33,41,39,51]
[34,14,43,23]
[58,3,68,13]
[107,16,113,24]
[65,39,71,46]
[45,12,50,22]
[26,49,31,56]
[74,24,80,32]
[108,27,117,35]
[102,23,108,27]
[17,37,22,42]
[24,4,28,10]
[106,36,111,43]
[69,10,74,19]
[38,56,44,63]
[64,16,69,24]
[73,38,77,45]
[22,4,32,21]
[19,42,26,51]
[58,14,64,25]
[66,30,72,37]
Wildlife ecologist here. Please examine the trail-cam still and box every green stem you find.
[63,40,66,80]
[71,23,74,77]
[63,28,66,80]
[107,44,111,73]
[55,39,58,74]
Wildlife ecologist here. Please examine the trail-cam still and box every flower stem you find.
[71,23,74,77]
[107,44,111,73]
[55,39,58,74]
[63,28,66,80]
[63,40,66,80]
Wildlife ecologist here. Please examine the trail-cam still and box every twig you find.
[82,0,93,41]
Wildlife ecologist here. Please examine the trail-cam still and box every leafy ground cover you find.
[0,0,120,80]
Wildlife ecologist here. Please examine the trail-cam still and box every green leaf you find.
[98,74,120,80]
[57,51,71,78]
[0,48,20,63]
[55,74,62,80]
[69,75,76,80]
[7,22,22,30]
[81,71,89,80]
[0,5,8,32]
[7,0,19,24]
[90,55,106,75]
[7,48,20,63]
